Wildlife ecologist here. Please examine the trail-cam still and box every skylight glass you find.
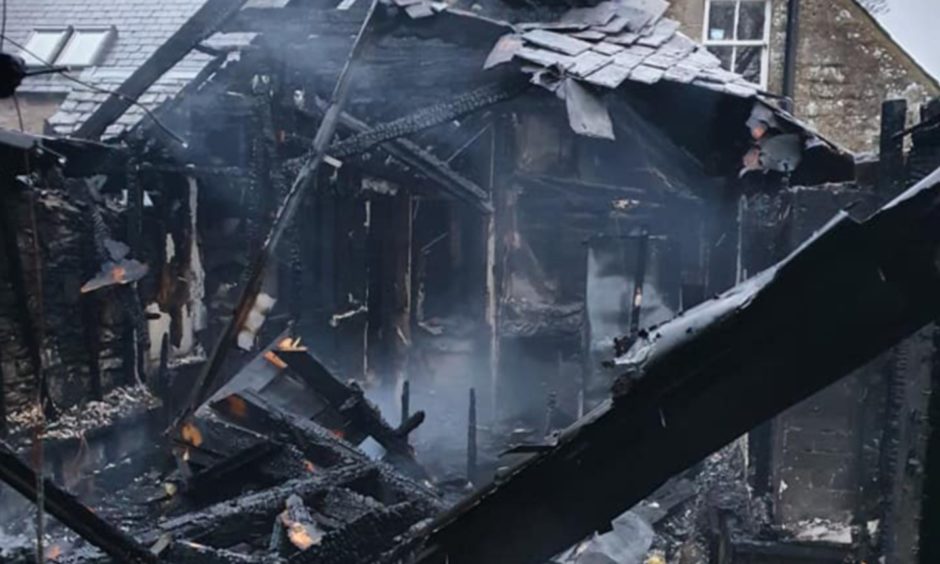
[56,29,114,67]
[20,29,69,67]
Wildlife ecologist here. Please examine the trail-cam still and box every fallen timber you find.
[275,349,428,478]
[0,441,157,564]
[209,390,442,513]
[405,167,940,564]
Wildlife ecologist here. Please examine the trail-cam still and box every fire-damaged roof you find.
[33,0,851,196]
[2,0,257,138]
[393,0,849,161]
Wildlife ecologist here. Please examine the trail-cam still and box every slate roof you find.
[387,0,848,155]
[470,0,762,97]
[3,0,255,138]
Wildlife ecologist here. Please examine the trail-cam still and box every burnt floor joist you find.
[402,166,940,564]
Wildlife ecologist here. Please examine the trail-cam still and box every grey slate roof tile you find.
[5,0,223,136]
[583,63,633,89]
[496,0,762,107]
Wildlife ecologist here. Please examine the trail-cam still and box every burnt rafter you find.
[327,77,530,159]
[311,99,494,213]
[403,166,940,564]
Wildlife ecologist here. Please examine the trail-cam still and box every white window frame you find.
[55,27,116,68]
[702,0,772,88]
[20,28,72,67]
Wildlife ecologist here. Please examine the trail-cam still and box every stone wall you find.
[789,0,937,153]
[668,0,939,153]
[0,94,63,134]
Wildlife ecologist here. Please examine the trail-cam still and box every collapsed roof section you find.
[388,0,854,178]
[72,0,854,201]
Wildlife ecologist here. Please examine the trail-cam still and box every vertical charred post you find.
[629,228,649,337]
[124,157,148,385]
[0,185,45,411]
[878,99,907,197]
[490,115,515,421]
[920,323,940,564]
[401,379,410,426]
[467,387,477,483]
[0,337,5,437]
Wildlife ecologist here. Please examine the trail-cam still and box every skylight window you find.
[56,29,116,67]
[20,29,70,66]
[19,27,116,68]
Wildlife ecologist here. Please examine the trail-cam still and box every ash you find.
[6,385,160,442]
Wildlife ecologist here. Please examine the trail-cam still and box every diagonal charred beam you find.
[406,167,940,564]
[315,99,493,213]
[72,0,248,140]
[327,77,529,159]
[274,350,427,478]
[0,441,157,563]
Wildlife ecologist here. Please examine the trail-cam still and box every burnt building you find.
[0,0,938,563]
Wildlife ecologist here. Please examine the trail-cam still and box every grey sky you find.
[873,0,940,80]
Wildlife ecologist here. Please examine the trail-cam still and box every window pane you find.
[21,30,68,66]
[707,1,736,41]
[738,1,767,40]
[707,45,733,71]
[735,45,763,84]
[56,30,111,66]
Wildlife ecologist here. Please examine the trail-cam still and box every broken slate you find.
[522,29,592,56]
[564,78,614,139]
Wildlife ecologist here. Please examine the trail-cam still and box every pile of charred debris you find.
[0,333,451,564]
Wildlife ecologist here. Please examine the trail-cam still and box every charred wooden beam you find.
[628,228,649,337]
[311,98,493,213]
[878,99,907,196]
[405,167,940,564]
[210,390,442,512]
[164,540,279,564]
[401,380,410,426]
[223,6,364,34]
[294,501,427,564]
[467,388,476,483]
[185,441,283,496]
[211,390,360,467]
[73,0,248,140]
[397,411,425,438]
[327,77,529,159]
[0,441,157,563]
[139,464,378,548]
[274,349,428,478]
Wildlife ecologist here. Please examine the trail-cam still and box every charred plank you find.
[139,464,377,548]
